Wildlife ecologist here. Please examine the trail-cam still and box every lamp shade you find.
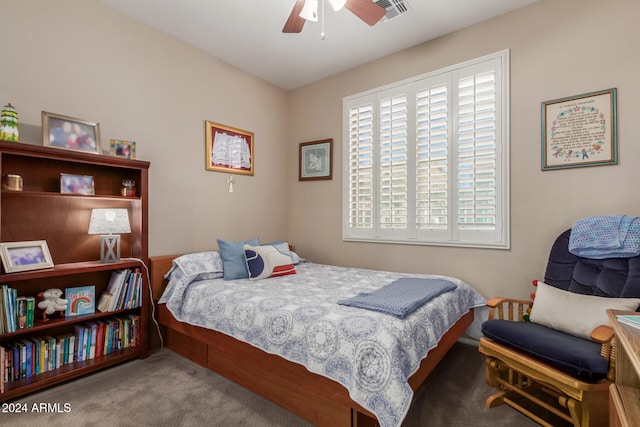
[328,0,347,11]
[299,0,319,21]
[88,209,131,235]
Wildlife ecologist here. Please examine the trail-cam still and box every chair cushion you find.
[544,229,640,298]
[481,319,608,382]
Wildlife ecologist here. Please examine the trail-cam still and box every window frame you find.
[342,50,510,249]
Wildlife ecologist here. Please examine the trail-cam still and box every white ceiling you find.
[99,0,537,91]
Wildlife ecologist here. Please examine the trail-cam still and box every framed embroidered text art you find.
[541,88,617,170]
[205,121,254,176]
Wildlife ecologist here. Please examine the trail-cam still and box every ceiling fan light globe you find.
[299,0,319,21]
[328,0,347,11]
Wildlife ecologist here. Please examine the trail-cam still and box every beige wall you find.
[0,0,290,256]
[3,0,639,302]
[287,0,640,299]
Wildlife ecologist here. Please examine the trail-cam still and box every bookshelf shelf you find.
[0,307,139,339]
[0,260,143,282]
[0,140,149,400]
[1,347,142,400]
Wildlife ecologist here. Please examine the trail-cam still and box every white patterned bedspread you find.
[159,261,485,427]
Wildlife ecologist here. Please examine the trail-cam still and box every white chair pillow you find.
[529,280,640,340]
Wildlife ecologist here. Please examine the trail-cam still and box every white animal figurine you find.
[38,288,68,315]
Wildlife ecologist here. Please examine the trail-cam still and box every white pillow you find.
[529,280,640,340]
[244,244,296,281]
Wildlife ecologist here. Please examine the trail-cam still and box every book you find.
[617,314,640,330]
[86,322,98,359]
[0,346,4,394]
[2,285,16,333]
[19,338,33,378]
[0,290,5,334]
[7,287,17,333]
[74,325,85,363]
[25,296,35,328]
[95,320,106,357]
[97,293,113,313]
[65,286,96,316]
[17,297,27,329]
[97,269,129,312]
[44,335,56,372]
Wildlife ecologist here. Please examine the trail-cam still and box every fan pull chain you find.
[321,0,326,40]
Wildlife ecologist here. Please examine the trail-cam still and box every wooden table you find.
[607,309,640,427]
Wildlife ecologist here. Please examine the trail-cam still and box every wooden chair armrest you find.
[590,324,616,380]
[590,325,615,344]
[486,297,534,321]
[486,297,533,308]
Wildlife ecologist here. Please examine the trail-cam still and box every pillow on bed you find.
[167,251,224,281]
[244,244,296,280]
[529,280,640,340]
[264,240,303,264]
[218,237,259,280]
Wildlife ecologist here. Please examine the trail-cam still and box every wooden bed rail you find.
[149,254,179,299]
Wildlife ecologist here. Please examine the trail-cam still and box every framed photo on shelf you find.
[110,139,136,159]
[299,139,333,181]
[0,240,54,273]
[541,88,617,170]
[42,111,101,154]
[60,173,95,195]
[205,120,254,175]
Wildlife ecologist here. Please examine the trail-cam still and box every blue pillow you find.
[217,237,259,280]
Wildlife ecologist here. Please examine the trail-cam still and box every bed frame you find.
[150,255,475,427]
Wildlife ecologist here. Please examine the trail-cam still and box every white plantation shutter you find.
[415,80,449,237]
[379,92,408,232]
[348,99,375,233]
[343,50,509,248]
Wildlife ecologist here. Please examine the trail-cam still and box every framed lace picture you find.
[205,121,254,176]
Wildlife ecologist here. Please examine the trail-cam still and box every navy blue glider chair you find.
[478,229,640,427]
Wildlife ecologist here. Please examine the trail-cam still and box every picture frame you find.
[205,121,254,175]
[60,173,95,195]
[0,240,54,273]
[541,88,617,170]
[42,111,101,154]
[109,139,136,159]
[299,139,333,181]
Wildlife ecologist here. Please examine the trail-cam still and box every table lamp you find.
[88,208,131,263]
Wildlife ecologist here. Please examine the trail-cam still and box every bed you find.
[150,249,485,427]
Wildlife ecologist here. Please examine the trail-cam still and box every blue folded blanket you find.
[569,215,640,259]
[337,277,457,319]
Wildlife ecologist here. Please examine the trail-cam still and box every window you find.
[343,50,509,248]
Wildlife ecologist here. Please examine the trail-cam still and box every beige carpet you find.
[3,342,544,426]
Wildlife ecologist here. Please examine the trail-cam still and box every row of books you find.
[0,286,36,334]
[97,269,143,313]
[1,314,140,392]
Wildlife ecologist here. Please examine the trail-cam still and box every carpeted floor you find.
[3,342,542,426]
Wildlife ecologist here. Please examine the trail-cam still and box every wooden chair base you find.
[479,337,610,427]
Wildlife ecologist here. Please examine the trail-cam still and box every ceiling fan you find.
[283,0,387,33]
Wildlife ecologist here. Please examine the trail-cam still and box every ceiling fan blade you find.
[345,0,386,26]
[283,0,307,33]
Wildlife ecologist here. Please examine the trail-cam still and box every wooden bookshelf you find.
[0,140,149,401]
